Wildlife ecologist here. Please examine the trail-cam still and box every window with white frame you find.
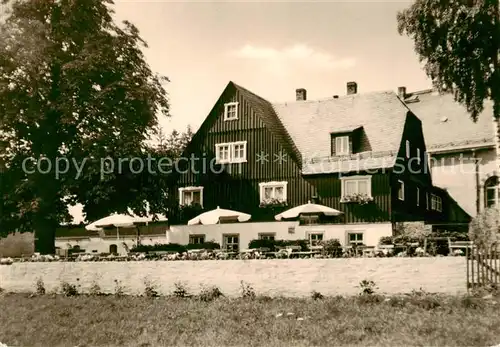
[406,140,410,158]
[215,142,247,164]
[347,232,364,246]
[258,233,275,241]
[308,232,324,246]
[259,181,287,203]
[223,234,239,252]
[335,135,350,156]
[179,186,203,207]
[431,194,442,212]
[224,102,238,121]
[189,234,205,244]
[398,180,405,201]
[485,176,500,208]
[340,176,372,200]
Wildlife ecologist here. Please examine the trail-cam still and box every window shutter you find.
[349,136,353,154]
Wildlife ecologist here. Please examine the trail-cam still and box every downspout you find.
[472,150,480,216]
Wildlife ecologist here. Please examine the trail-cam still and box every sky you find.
[112,0,433,135]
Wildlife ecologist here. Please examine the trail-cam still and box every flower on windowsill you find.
[340,193,374,205]
[179,203,203,210]
[259,198,288,208]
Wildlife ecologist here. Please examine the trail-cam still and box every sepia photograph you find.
[1,0,500,346]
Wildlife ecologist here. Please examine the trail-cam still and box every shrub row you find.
[16,277,498,311]
[130,242,220,253]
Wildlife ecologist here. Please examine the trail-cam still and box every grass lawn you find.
[1,291,500,347]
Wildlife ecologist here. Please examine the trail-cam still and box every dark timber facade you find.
[169,81,470,228]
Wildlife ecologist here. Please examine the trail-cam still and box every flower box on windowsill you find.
[259,199,288,208]
[340,194,374,205]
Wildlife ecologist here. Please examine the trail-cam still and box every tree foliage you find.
[0,0,171,252]
[397,0,500,121]
[468,207,499,252]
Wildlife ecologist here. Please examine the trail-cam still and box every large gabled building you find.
[167,81,469,250]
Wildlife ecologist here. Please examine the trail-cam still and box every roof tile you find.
[272,91,410,166]
[404,90,494,151]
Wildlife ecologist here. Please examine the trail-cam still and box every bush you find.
[114,279,125,296]
[469,208,499,253]
[319,239,342,257]
[143,277,159,298]
[198,285,224,302]
[131,242,221,254]
[131,243,186,253]
[60,280,79,296]
[35,277,45,295]
[89,280,103,296]
[379,236,393,245]
[240,281,256,299]
[311,291,324,300]
[173,282,190,298]
[185,242,220,250]
[248,239,310,251]
[359,279,377,295]
[248,239,276,250]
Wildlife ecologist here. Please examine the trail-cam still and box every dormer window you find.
[330,126,362,157]
[335,136,350,156]
[224,102,238,121]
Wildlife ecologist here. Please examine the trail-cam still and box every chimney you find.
[398,86,407,98]
[296,88,307,101]
[346,82,357,95]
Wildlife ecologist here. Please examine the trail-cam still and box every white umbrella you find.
[85,213,167,231]
[187,206,251,225]
[274,201,343,221]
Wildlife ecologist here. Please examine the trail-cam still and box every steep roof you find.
[272,90,411,171]
[404,90,495,153]
[231,82,301,165]
[186,82,413,175]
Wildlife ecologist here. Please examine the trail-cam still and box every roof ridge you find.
[271,90,396,106]
[230,81,272,104]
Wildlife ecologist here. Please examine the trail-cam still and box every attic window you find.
[224,102,238,121]
[334,136,350,156]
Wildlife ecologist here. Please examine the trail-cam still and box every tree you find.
[155,125,194,159]
[397,1,500,163]
[469,207,499,253]
[0,0,169,254]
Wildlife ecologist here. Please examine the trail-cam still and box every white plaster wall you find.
[55,235,170,255]
[429,149,496,217]
[0,258,466,297]
[168,222,393,249]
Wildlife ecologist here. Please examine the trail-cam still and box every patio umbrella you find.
[274,201,343,221]
[86,213,167,242]
[187,206,251,225]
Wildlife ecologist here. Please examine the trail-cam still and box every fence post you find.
[466,245,470,293]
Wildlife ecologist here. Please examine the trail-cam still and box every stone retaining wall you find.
[0,257,466,297]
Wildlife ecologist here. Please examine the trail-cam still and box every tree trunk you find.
[34,218,57,255]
